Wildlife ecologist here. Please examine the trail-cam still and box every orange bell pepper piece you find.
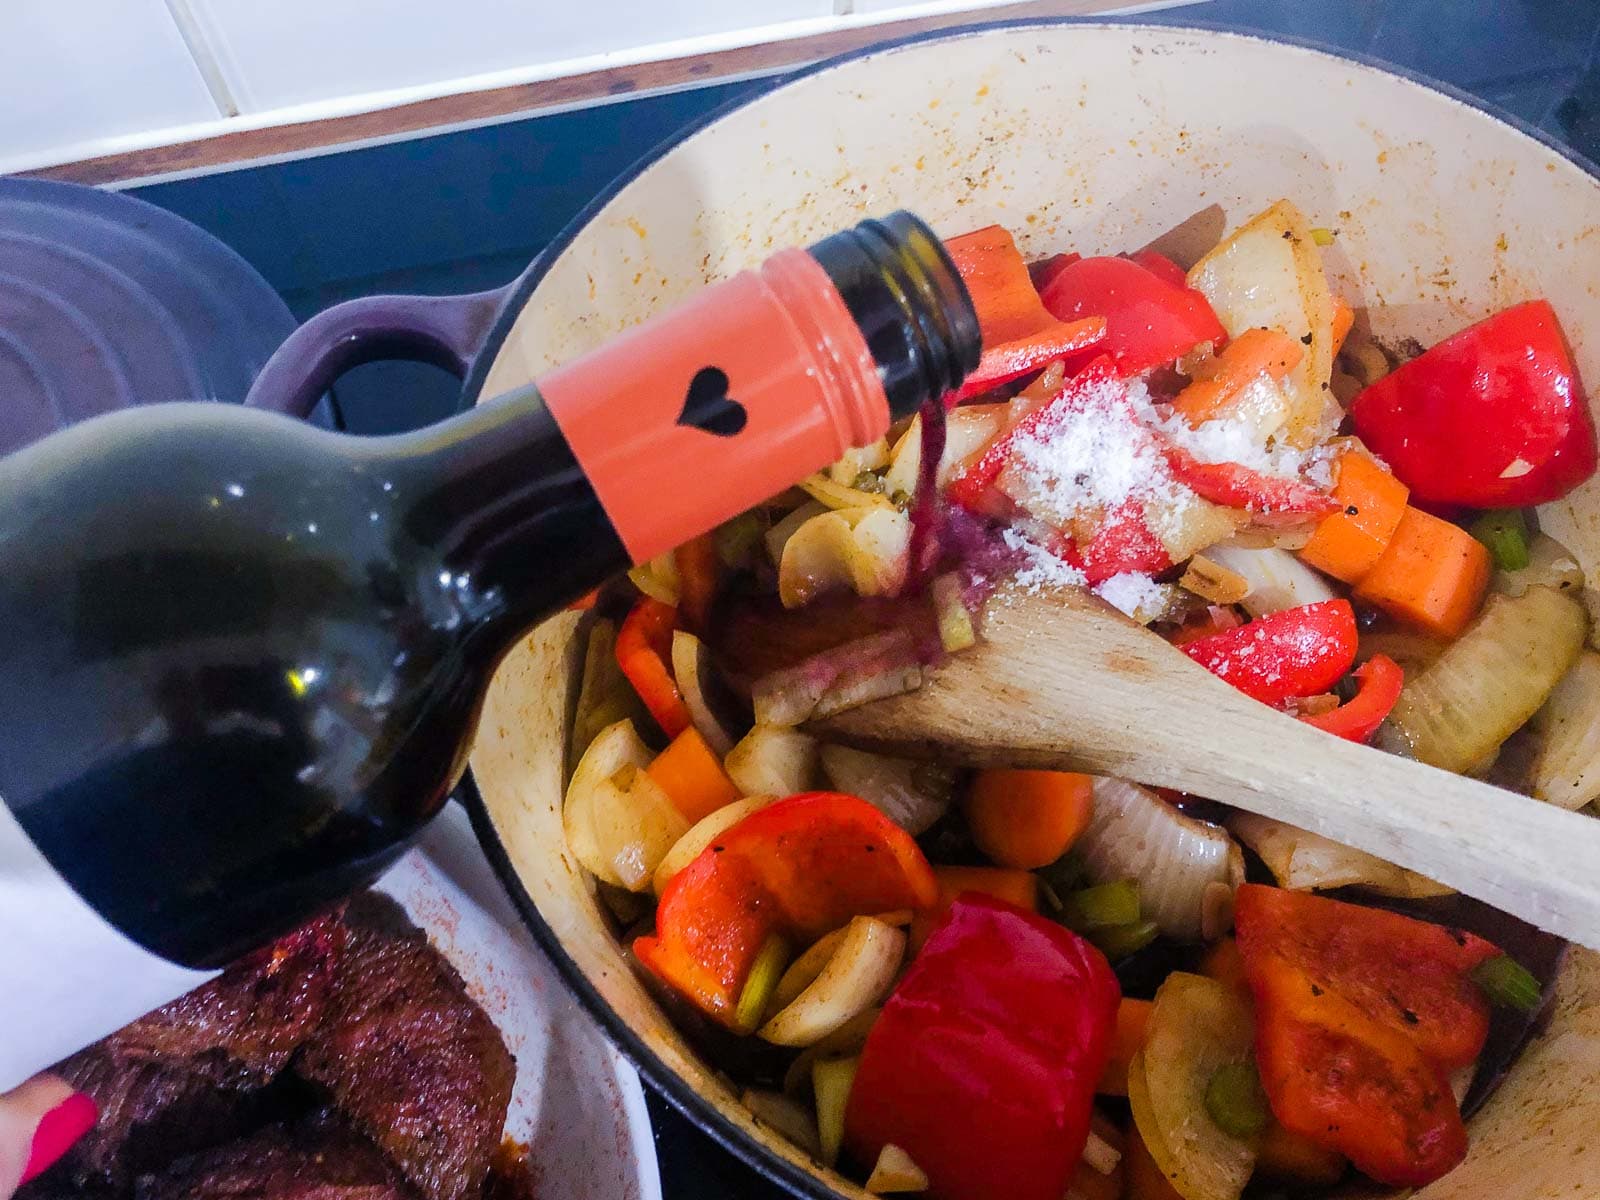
[1235,885,1503,1187]
[909,865,1038,954]
[1095,996,1152,1096]
[634,793,936,1028]
[646,727,741,823]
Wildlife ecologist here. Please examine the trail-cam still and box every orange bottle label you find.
[537,249,888,564]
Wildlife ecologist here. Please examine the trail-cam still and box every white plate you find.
[376,802,661,1200]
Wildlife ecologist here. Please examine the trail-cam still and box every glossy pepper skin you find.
[1351,300,1598,507]
[1039,255,1227,376]
[616,597,693,737]
[633,792,936,1028]
[1235,885,1502,1187]
[1180,600,1359,706]
[844,895,1120,1200]
[1300,653,1404,742]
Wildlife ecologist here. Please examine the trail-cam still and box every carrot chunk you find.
[1299,450,1410,583]
[1170,326,1304,426]
[910,865,1038,953]
[964,769,1094,870]
[1353,506,1491,638]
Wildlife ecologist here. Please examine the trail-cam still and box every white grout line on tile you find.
[160,0,242,118]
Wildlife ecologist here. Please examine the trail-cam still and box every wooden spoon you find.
[813,586,1600,951]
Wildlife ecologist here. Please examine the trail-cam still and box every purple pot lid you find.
[0,177,301,456]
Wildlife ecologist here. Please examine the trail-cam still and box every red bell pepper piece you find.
[1351,300,1599,507]
[845,895,1120,1200]
[1235,885,1502,1187]
[633,793,937,1028]
[1039,255,1227,376]
[1127,248,1189,289]
[1064,501,1172,585]
[1301,653,1404,742]
[1161,442,1339,523]
[946,356,1121,512]
[1180,600,1358,705]
[950,317,1107,404]
[1029,251,1081,294]
[616,597,693,737]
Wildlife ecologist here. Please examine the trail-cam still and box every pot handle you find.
[245,287,509,419]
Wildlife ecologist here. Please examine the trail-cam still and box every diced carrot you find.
[1330,297,1356,358]
[567,589,600,612]
[645,726,742,824]
[1170,326,1304,426]
[909,865,1038,954]
[1125,1122,1185,1200]
[1068,1114,1126,1200]
[1298,450,1410,583]
[1199,937,1247,992]
[1096,998,1153,1096]
[963,769,1095,870]
[1353,506,1491,638]
[944,224,1059,346]
[673,534,719,635]
[1255,1119,1347,1187]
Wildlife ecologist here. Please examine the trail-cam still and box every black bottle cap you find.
[808,211,982,421]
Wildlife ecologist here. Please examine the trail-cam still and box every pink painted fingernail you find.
[19,1092,97,1186]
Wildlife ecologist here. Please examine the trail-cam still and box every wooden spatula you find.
[813,586,1600,950]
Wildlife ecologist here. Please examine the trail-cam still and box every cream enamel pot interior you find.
[455,22,1600,1200]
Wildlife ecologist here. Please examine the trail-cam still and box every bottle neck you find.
[391,382,629,640]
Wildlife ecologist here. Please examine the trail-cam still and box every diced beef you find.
[295,904,514,1200]
[134,1117,411,1200]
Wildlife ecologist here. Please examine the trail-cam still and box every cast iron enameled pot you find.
[246,22,1600,1200]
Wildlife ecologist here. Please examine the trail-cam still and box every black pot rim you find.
[451,17,1600,1199]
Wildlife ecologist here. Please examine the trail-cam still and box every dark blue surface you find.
[124,1,1600,1195]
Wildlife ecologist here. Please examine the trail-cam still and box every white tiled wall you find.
[0,0,1196,177]
[0,0,220,169]
[183,0,832,114]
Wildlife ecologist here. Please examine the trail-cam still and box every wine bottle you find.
[0,212,978,1088]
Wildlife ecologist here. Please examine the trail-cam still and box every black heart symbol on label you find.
[676,366,748,437]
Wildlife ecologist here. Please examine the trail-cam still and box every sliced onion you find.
[883,404,1007,499]
[759,915,905,1047]
[670,630,737,755]
[819,744,954,835]
[741,1089,822,1156]
[765,499,827,566]
[827,437,891,485]
[1128,973,1258,1200]
[778,507,910,608]
[563,720,689,891]
[782,1006,882,1097]
[626,551,680,605]
[1078,778,1242,942]
[1494,532,1585,599]
[1187,199,1338,446]
[652,794,775,897]
[571,619,645,771]
[1530,650,1600,810]
[866,1145,929,1195]
[772,928,847,1012]
[1228,812,1452,898]
[1202,544,1336,617]
[724,723,818,797]
[800,472,896,512]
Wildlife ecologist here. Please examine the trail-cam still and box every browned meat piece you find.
[134,1119,411,1200]
[296,907,514,1200]
[21,915,344,1196]
[107,913,345,1081]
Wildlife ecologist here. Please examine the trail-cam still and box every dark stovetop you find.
[122,0,1600,1195]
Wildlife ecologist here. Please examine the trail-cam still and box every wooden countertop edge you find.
[22,0,1153,186]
